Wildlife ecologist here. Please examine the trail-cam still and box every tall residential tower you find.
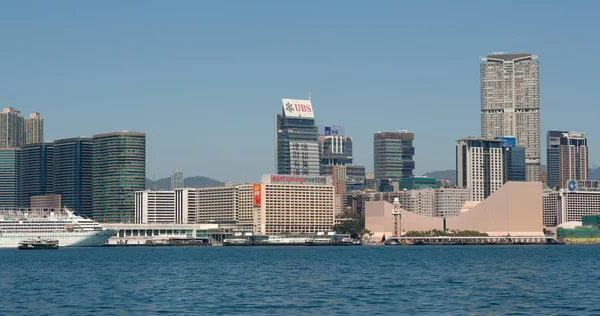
[0,107,25,148]
[25,112,44,145]
[480,53,540,181]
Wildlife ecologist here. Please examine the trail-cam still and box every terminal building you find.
[135,174,335,236]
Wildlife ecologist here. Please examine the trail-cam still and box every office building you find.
[480,53,540,181]
[20,142,54,208]
[0,148,20,208]
[318,125,366,191]
[0,107,25,148]
[496,136,526,182]
[25,112,44,145]
[54,137,93,217]
[93,131,146,223]
[542,181,600,226]
[559,132,588,189]
[374,131,415,190]
[547,130,568,189]
[275,99,319,176]
[366,173,375,190]
[456,138,504,201]
[171,169,184,190]
[399,177,437,190]
[30,194,61,210]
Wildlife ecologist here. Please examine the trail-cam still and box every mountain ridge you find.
[145,176,224,190]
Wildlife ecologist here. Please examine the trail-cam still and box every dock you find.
[385,236,563,246]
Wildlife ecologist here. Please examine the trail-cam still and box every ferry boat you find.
[0,208,116,248]
[18,237,59,250]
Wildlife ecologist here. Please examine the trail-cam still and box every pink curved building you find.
[365,182,544,239]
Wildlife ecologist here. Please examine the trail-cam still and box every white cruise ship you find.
[0,208,116,248]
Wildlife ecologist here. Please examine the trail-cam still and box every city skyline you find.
[2,2,599,183]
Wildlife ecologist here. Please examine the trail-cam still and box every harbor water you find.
[1,245,599,315]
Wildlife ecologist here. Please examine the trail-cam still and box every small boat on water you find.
[18,238,59,250]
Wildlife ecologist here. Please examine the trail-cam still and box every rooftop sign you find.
[261,174,332,185]
[282,99,314,119]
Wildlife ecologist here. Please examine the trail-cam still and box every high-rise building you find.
[374,131,415,190]
[319,135,353,168]
[480,53,540,181]
[275,99,319,176]
[547,130,568,189]
[20,142,54,208]
[93,131,146,223]
[456,138,504,201]
[0,148,20,208]
[25,112,43,145]
[0,107,25,148]
[171,169,184,190]
[559,132,588,188]
[496,136,526,182]
[54,137,93,217]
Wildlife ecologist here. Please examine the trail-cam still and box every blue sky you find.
[1,1,598,183]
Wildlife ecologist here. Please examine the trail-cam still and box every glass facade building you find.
[547,130,567,189]
[0,148,20,208]
[503,147,526,182]
[20,142,54,208]
[93,131,146,223]
[374,131,415,191]
[496,136,526,182]
[171,169,184,190]
[275,101,319,176]
[54,137,93,217]
[399,177,437,190]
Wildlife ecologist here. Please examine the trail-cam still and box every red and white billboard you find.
[282,98,314,118]
[252,184,262,207]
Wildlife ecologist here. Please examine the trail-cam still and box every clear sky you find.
[1,1,598,183]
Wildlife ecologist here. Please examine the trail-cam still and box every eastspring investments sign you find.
[261,174,332,185]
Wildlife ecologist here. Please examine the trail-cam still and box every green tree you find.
[332,213,365,238]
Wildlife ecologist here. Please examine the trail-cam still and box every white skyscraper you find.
[480,53,540,181]
[25,112,44,145]
[0,107,25,148]
[456,138,504,201]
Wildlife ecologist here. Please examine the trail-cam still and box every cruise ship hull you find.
[0,230,116,248]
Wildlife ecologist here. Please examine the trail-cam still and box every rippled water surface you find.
[1,245,600,315]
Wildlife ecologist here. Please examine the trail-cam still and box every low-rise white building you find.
[135,174,335,235]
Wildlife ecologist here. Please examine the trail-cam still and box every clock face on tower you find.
[567,180,577,191]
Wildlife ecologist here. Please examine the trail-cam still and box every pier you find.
[385,236,562,245]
